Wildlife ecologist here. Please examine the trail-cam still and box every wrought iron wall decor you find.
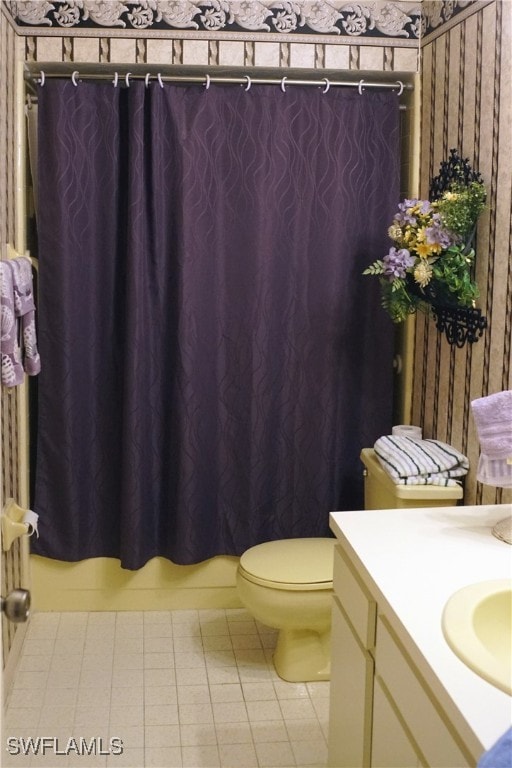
[363,149,487,348]
[430,304,487,349]
[428,149,487,348]
[429,148,484,201]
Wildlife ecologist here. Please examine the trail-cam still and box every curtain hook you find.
[243,75,251,91]
[112,72,118,88]
[38,71,45,86]
[125,72,131,88]
[204,74,211,90]
[396,80,404,96]
[322,78,330,94]
[281,76,287,93]
[157,73,164,89]
[145,73,151,88]
[71,70,79,87]
[358,79,365,95]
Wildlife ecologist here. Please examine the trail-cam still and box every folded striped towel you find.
[374,435,469,486]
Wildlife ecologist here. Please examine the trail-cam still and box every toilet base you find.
[273,627,331,683]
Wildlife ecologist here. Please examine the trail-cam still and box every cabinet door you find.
[328,597,374,768]
[376,617,472,768]
[372,676,424,767]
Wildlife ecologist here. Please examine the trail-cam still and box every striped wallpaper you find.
[415,0,511,508]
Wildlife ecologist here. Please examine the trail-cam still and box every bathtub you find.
[30,554,242,611]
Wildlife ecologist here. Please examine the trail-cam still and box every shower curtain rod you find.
[27,69,412,96]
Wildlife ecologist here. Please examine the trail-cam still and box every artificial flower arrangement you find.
[364,153,486,323]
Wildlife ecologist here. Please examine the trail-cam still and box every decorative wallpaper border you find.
[421,0,494,45]
[7,1,425,39]
[423,0,475,31]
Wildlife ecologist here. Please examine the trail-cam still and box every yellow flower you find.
[414,261,433,287]
[416,241,435,258]
[443,191,458,201]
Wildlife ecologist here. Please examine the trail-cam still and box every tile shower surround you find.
[3,608,329,767]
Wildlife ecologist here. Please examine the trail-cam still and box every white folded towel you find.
[374,435,469,486]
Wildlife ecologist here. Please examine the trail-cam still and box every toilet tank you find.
[360,448,463,509]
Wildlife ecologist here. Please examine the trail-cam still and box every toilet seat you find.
[238,537,335,591]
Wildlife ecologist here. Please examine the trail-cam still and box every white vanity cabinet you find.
[329,545,446,768]
[328,546,375,767]
[329,543,474,767]
[373,614,470,767]
[328,506,512,768]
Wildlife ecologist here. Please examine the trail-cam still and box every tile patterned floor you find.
[2,609,329,767]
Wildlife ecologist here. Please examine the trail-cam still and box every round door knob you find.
[1,589,31,623]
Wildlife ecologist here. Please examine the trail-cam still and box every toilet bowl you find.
[236,451,461,683]
[236,537,335,682]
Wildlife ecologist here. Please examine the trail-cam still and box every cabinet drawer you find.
[333,545,376,649]
[375,616,472,768]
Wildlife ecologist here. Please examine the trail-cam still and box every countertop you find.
[329,503,512,756]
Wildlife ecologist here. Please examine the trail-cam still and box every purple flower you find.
[382,247,415,280]
[395,199,432,226]
[425,214,453,248]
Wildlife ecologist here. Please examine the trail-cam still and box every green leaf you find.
[362,260,384,275]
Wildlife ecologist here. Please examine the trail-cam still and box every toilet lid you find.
[238,538,335,591]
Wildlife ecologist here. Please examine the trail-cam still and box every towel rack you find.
[5,243,38,273]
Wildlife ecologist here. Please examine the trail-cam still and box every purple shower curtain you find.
[33,80,399,569]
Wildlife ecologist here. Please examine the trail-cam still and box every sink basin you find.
[442,579,512,695]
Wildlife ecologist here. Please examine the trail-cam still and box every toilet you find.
[237,449,464,683]
[236,537,335,683]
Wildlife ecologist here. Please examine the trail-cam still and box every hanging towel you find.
[1,261,24,386]
[474,455,512,488]
[374,435,469,486]
[471,391,512,488]
[0,257,41,386]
